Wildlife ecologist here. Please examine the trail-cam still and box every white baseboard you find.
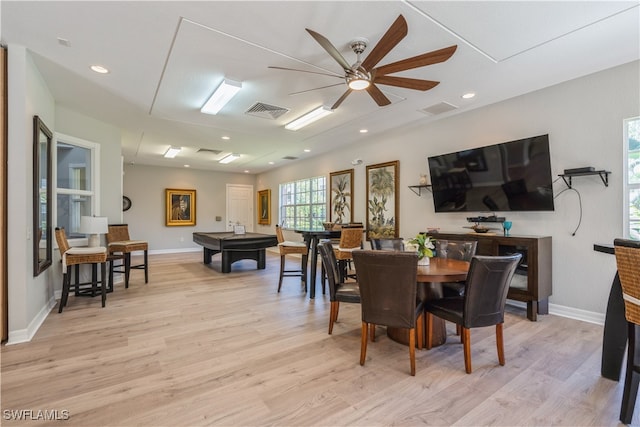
[149,247,201,255]
[7,296,57,345]
[507,300,604,325]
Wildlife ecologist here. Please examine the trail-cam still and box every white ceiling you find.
[2,1,639,173]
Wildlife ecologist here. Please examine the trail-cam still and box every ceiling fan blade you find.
[374,45,458,76]
[366,84,391,106]
[289,83,346,96]
[373,75,440,91]
[306,28,352,71]
[268,66,343,79]
[361,15,408,71]
[331,89,353,109]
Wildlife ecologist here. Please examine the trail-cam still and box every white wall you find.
[7,45,56,343]
[122,164,255,251]
[256,60,640,319]
[7,48,126,343]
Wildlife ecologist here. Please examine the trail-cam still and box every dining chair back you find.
[106,224,149,287]
[352,250,423,376]
[334,227,364,282]
[436,239,478,297]
[614,238,640,424]
[318,241,360,334]
[54,227,107,313]
[425,254,521,373]
[370,238,405,251]
[275,224,308,292]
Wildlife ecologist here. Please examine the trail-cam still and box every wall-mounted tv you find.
[427,134,554,212]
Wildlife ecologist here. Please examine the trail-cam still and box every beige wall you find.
[255,60,640,318]
[122,164,255,251]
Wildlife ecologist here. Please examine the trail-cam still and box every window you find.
[279,176,326,229]
[625,117,640,240]
[54,133,100,241]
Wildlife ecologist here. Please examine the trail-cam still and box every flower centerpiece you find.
[407,233,435,265]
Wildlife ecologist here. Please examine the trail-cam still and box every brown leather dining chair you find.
[275,224,308,292]
[318,241,360,334]
[436,239,477,297]
[425,254,521,373]
[370,238,405,251]
[55,227,108,313]
[614,238,640,424]
[352,250,424,376]
[106,224,148,288]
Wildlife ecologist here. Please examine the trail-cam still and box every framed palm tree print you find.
[329,169,353,224]
[366,160,399,240]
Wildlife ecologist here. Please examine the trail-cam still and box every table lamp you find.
[79,216,108,247]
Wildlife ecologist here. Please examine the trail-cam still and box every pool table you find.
[193,232,278,273]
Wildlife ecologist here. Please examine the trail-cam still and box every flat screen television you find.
[427,134,554,212]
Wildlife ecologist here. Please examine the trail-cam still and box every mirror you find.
[33,116,52,276]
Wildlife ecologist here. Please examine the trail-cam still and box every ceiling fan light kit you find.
[272,14,457,111]
[163,146,182,158]
[201,79,242,115]
[284,106,333,131]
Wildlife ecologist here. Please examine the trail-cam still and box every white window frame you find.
[279,176,326,229]
[624,117,640,240]
[53,133,101,246]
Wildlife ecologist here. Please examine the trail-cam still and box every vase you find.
[417,257,430,266]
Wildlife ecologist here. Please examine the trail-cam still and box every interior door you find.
[226,184,253,232]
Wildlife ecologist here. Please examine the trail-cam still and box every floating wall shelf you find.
[408,184,432,196]
[558,170,610,189]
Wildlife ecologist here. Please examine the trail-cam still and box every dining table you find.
[387,257,471,348]
[294,228,342,298]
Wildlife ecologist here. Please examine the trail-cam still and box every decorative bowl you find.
[322,222,335,230]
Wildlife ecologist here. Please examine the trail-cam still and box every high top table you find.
[294,228,341,298]
[594,243,627,381]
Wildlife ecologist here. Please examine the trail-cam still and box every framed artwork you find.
[366,160,399,240]
[329,168,354,224]
[258,189,271,225]
[165,188,196,226]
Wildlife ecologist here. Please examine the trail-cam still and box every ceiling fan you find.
[269,15,457,110]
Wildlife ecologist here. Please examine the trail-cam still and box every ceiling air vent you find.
[197,148,222,155]
[245,102,290,120]
[282,156,298,160]
[420,102,458,116]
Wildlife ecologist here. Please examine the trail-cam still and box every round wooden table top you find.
[417,257,470,283]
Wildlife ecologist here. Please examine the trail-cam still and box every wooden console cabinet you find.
[431,232,552,321]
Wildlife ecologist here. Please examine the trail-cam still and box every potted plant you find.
[406,233,435,265]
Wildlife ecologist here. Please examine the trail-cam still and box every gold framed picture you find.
[258,189,271,225]
[165,188,196,226]
[329,168,354,224]
[366,160,399,240]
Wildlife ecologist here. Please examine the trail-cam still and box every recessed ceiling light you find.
[304,149,311,153]
[90,65,109,74]
[163,146,181,158]
[184,165,190,168]
[359,129,368,133]
[462,92,476,99]
[244,170,250,173]
[268,161,274,165]
[221,136,230,140]
[218,153,240,164]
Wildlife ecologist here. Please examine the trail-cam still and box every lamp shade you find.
[79,216,108,247]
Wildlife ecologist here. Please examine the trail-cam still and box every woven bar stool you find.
[106,224,148,288]
[333,227,363,282]
[275,224,308,292]
[614,238,640,424]
[54,227,107,313]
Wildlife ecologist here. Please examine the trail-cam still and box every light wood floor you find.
[0,251,631,426]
